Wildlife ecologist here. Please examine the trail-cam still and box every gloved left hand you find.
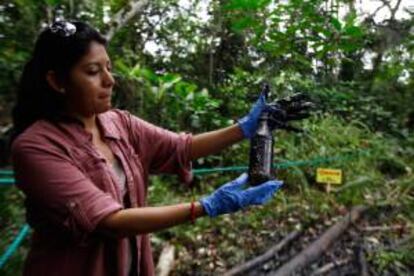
[266,93,314,132]
[238,91,314,137]
[200,173,283,217]
[237,93,267,139]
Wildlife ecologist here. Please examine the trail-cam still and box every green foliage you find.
[0,187,27,275]
[223,0,366,75]
[113,59,226,132]
[371,244,414,274]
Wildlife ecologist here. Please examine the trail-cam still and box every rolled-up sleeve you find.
[124,111,193,183]
[12,140,123,237]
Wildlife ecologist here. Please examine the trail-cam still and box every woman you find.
[11,21,282,276]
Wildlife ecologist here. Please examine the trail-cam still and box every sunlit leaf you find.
[331,17,342,31]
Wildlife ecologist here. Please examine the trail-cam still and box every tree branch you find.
[224,230,302,276]
[105,0,150,41]
[272,205,368,276]
[369,2,387,20]
[390,0,403,20]
[310,258,351,276]
[378,0,403,21]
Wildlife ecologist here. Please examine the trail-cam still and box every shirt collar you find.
[53,111,121,141]
[97,112,121,140]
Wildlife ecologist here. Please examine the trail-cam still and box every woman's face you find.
[64,41,115,117]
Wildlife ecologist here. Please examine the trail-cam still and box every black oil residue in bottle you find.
[248,111,274,186]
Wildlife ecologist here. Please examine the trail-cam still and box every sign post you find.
[316,168,343,193]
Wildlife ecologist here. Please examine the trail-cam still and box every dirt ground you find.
[161,205,413,276]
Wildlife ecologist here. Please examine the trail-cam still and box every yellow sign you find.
[316,168,342,184]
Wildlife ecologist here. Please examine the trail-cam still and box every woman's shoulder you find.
[13,120,55,143]
[13,120,59,146]
[10,121,57,158]
[11,119,75,153]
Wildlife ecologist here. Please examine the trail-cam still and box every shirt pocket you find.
[118,138,146,175]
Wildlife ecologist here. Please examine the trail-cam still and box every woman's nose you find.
[103,69,115,87]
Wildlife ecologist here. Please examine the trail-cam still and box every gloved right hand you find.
[200,173,283,217]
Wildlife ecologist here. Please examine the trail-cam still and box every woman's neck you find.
[65,111,97,132]
[81,115,97,133]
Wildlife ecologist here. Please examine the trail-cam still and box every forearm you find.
[191,124,244,160]
[98,202,205,237]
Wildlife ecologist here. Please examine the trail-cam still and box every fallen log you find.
[224,230,301,276]
[272,205,368,276]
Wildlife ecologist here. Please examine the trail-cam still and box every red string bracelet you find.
[190,201,196,224]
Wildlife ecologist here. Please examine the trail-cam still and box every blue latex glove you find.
[237,93,267,139]
[200,173,283,217]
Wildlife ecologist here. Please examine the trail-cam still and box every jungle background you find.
[0,0,413,275]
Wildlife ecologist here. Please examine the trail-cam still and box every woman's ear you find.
[46,71,66,94]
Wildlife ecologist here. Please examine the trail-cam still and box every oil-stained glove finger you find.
[286,111,312,121]
[284,101,315,113]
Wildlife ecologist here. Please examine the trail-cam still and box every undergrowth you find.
[149,114,413,274]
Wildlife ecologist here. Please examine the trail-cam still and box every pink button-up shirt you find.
[11,109,192,276]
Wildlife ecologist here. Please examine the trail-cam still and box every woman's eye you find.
[87,70,99,75]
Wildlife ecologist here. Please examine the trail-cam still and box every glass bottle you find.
[248,111,274,186]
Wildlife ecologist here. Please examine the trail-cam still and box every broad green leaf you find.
[140,68,158,83]
[345,10,357,26]
[331,18,342,31]
[344,26,364,38]
[231,16,256,32]
[340,40,359,53]
[44,0,61,6]
[224,0,271,11]
[114,60,130,75]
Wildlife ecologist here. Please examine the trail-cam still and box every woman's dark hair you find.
[11,21,107,141]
